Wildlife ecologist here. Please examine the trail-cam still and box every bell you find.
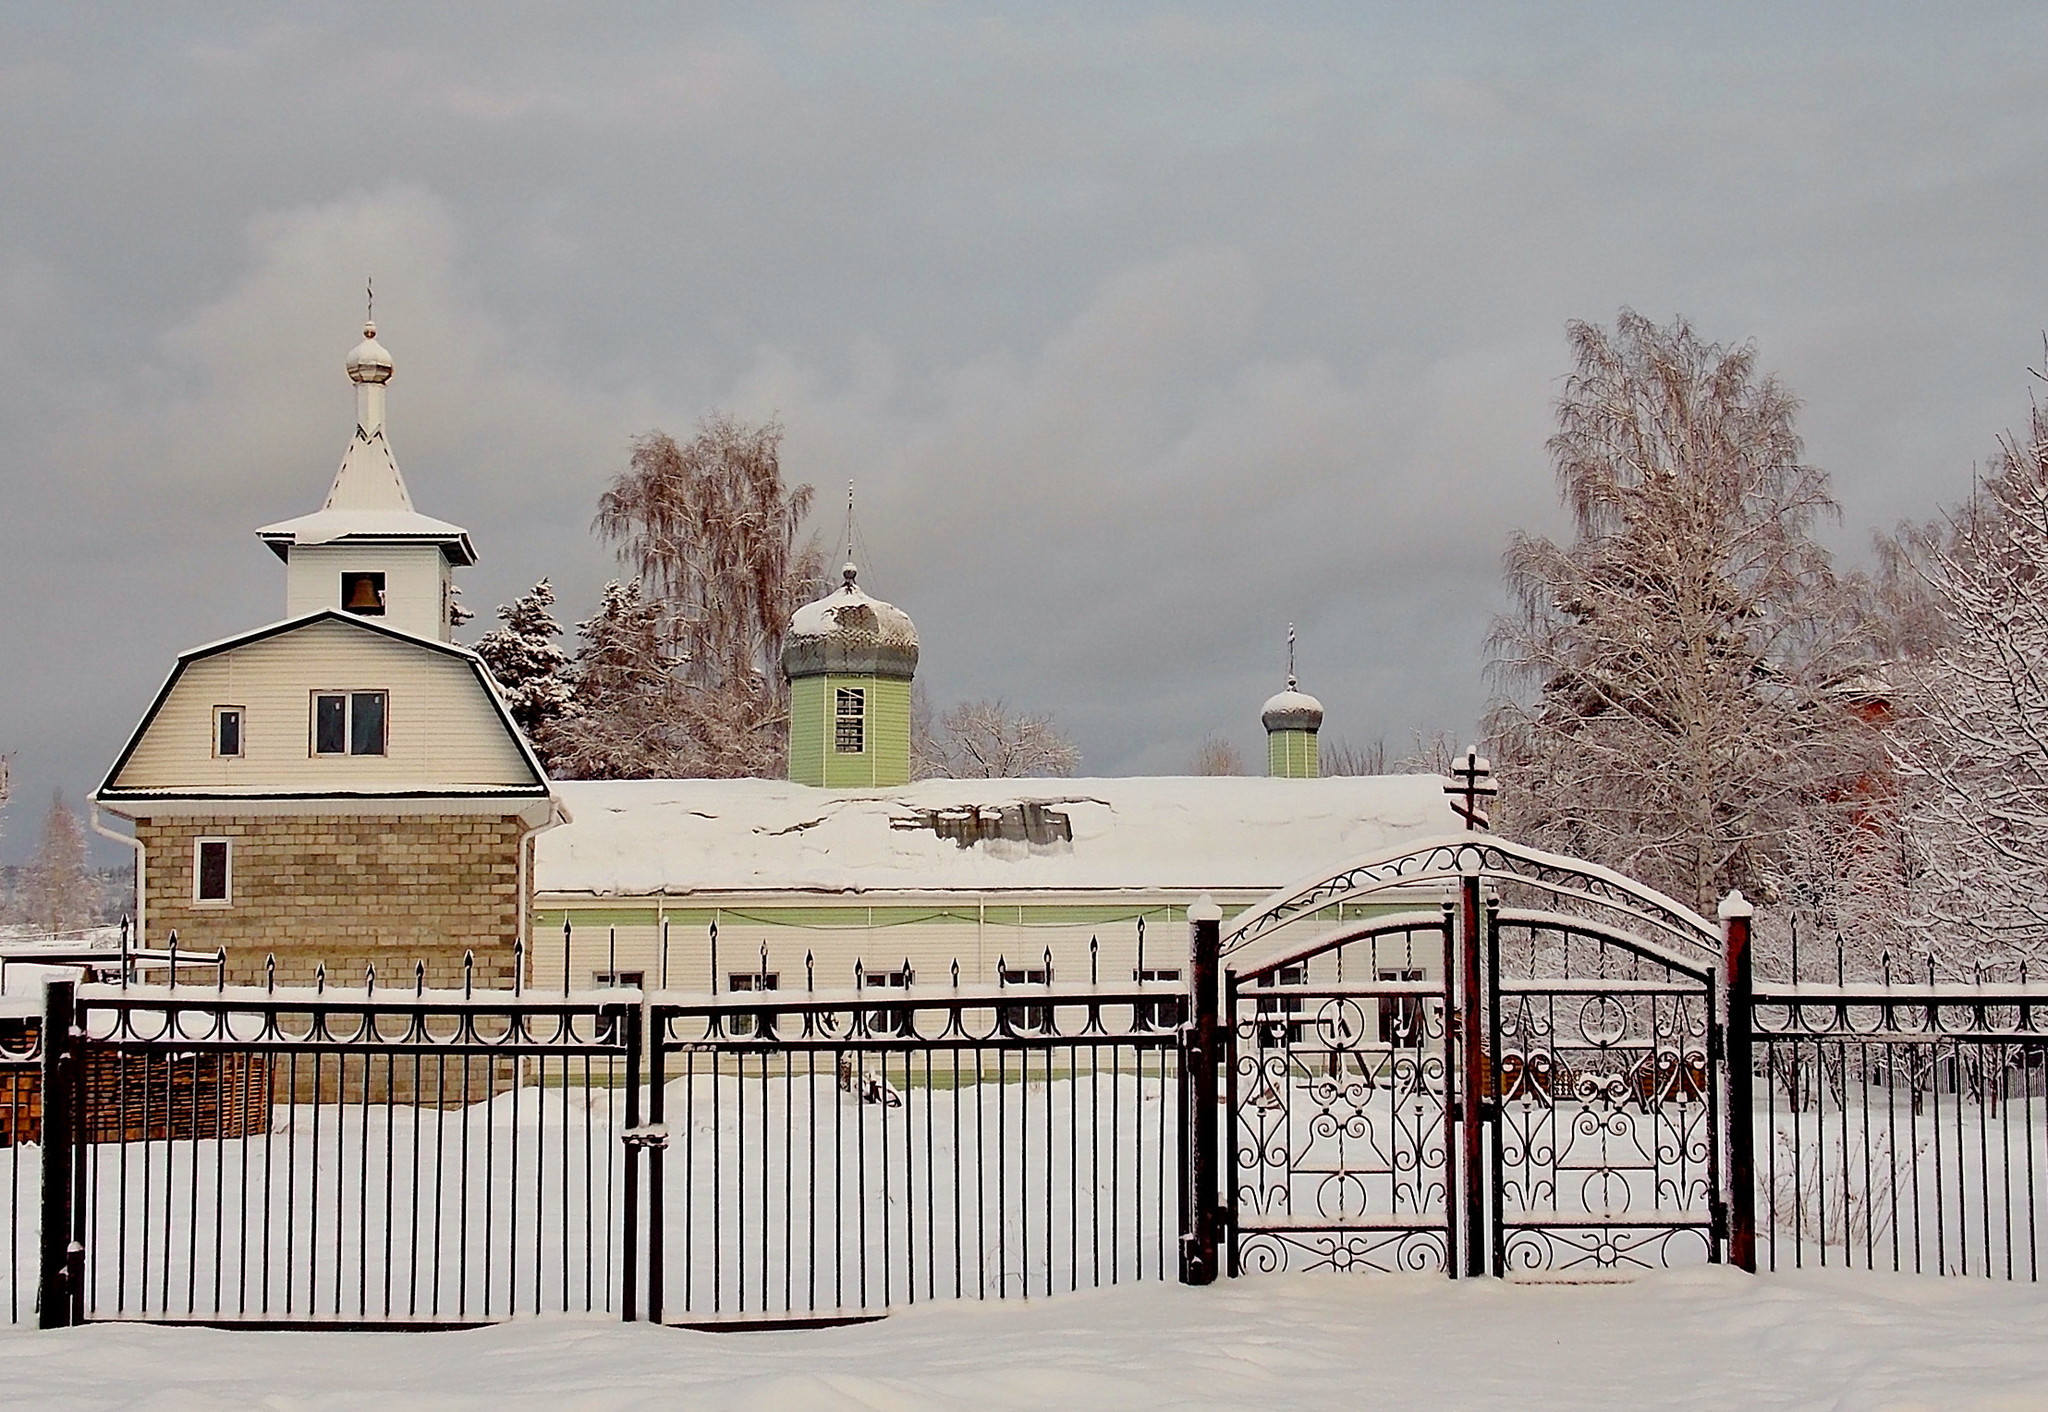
[345,576,383,611]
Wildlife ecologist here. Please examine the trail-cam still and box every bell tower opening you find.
[342,571,387,617]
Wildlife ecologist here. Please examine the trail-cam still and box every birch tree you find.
[917,699,1080,779]
[1486,311,1876,916]
[1882,401,2048,962]
[585,415,825,776]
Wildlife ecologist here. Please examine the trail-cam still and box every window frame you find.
[192,836,233,907]
[311,689,390,758]
[834,686,866,755]
[212,705,246,759]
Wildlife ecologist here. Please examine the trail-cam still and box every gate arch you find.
[1223,834,1719,966]
[1219,836,1729,1279]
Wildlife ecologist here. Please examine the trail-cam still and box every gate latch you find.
[621,1123,670,1151]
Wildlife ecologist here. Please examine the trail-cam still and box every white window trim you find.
[192,836,233,907]
[834,687,866,755]
[212,705,246,759]
[310,689,390,758]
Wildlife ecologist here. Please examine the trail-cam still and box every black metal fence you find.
[645,978,1186,1324]
[9,907,2048,1332]
[1749,964,2047,1279]
[39,974,640,1328]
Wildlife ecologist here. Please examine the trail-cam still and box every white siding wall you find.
[285,543,451,641]
[112,619,536,793]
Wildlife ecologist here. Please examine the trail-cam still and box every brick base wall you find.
[136,814,526,989]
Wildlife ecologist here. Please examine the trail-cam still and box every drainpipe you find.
[516,795,571,990]
[89,803,145,946]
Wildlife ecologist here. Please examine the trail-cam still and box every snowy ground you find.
[1,1266,2046,1410]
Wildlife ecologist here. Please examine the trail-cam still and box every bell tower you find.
[255,318,476,640]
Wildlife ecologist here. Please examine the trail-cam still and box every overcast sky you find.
[3,3,2046,862]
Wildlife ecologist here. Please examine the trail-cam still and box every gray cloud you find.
[3,3,2047,858]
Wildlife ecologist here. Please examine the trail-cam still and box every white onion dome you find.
[1262,679,1324,732]
[346,321,394,384]
[782,563,919,680]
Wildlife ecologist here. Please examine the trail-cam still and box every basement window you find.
[834,688,866,754]
[313,691,389,756]
[213,706,244,758]
[341,571,387,617]
[194,838,232,906]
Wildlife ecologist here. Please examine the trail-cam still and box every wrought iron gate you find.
[1219,837,1731,1278]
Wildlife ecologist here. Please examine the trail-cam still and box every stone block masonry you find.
[136,814,526,989]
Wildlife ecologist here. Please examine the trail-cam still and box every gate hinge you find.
[621,1123,670,1151]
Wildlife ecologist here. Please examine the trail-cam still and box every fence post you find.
[1457,863,1489,1278]
[37,978,81,1329]
[1181,895,1223,1285]
[620,999,643,1322]
[1720,890,1756,1273]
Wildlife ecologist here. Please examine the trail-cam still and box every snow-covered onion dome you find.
[781,562,920,681]
[346,321,394,384]
[1261,679,1325,733]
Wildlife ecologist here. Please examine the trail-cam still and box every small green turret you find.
[1262,626,1323,778]
[783,563,918,787]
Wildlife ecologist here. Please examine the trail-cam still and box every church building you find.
[94,314,1457,994]
[93,322,563,988]
[534,563,1457,996]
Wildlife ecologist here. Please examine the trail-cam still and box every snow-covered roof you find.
[537,774,1459,898]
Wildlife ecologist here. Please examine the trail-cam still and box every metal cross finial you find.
[1286,623,1298,691]
[366,276,373,323]
[1445,745,1497,832]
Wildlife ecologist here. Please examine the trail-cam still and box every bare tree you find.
[23,789,92,937]
[576,415,826,777]
[1486,311,1877,916]
[1318,737,1387,777]
[1880,398,2048,962]
[1189,736,1246,776]
[475,578,574,756]
[919,699,1080,779]
[1393,730,1464,777]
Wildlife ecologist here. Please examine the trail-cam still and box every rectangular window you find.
[593,970,645,990]
[1135,966,1182,1030]
[341,571,387,616]
[313,693,348,755]
[1378,968,1427,1048]
[314,691,388,756]
[834,687,865,754]
[194,838,231,905]
[727,971,778,1035]
[1257,963,1307,1047]
[213,706,244,758]
[1000,963,1052,1033]
[860,965,911,1035]
[350,691,388,755]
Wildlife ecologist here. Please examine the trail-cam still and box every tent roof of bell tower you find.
[254,319,476,565]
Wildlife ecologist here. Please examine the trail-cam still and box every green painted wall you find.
[535,898,1416,933]
[787,674,911,787]
[1267,727,1319,778]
